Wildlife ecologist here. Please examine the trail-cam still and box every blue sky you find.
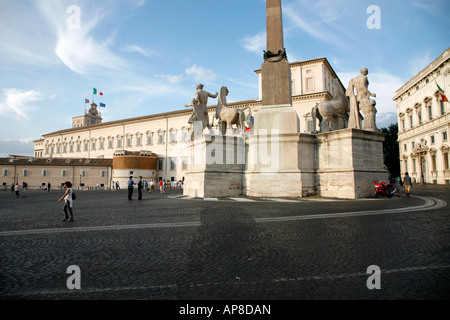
[0,0,449,157]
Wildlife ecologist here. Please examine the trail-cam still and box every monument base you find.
[314,129,388,199]
[183,134,244,198]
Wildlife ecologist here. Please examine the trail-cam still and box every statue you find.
[311,79,349,133]
[184,84,218,133]
[346,68,376,130]
[215,86,245,135]
[360,98,378,132]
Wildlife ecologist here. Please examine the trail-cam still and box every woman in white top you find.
[58,181,74,222]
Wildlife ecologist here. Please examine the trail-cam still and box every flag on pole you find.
[93,88,103,95]
[99,103,106,108]
[436,82,449,102]
[244,121,252,132]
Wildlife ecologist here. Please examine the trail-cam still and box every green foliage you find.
[381,123,400,179]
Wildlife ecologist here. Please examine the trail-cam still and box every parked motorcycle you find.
[374,180,396,198]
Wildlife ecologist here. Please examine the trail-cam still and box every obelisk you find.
[255,0,298,134]
[261,0,292,106]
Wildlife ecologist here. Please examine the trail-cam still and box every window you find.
[428,105,433,120]
[431,155,436,171]
[83,142,88,151]
[81,170,86,177]
[147,134,153,145]
[126,136,132,147]
[404,144,407,151]
[62,170,66,177]
[76,144,81,152]
[409,115,413,128]
[108,139,113,149]
[402,119,405,131]
[99,140,104,150]
[431,135,435,144]
[43,169,47,177]
[158,132,165,145]
[91,141,96,150]
[182,158,188,170]
[101,170,105,177]
[117,138,122,148]
[443,131,448,141]
[3,169,8,176]
[169,157,176,171]
[441,100,445,116]
[418,111,422,124]
[413,159,417,173]
[306,77,314,91]
[444,153,449,170]
[23,169,27,176]
[157,159,164,171]
[170,130,177,143]
[63,145,67,153]
[69,144,74,153]
[136,136,142,146]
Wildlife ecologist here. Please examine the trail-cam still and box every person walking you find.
[127,176,135,200]
[403,172,412,198]
[58,181,74,222]
[14,183,20,198]
[21,181,28,198]
[138,176,143,200]
[47,182,51,192]
[159,179,163,193]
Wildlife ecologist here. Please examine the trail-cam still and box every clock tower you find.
[72,102,103,128]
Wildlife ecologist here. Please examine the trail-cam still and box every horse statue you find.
[215,86,245,135]
[311,79,349,133]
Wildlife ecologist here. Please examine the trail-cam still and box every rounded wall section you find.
[112,154,157,188]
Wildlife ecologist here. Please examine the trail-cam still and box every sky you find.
[0,0,449,157]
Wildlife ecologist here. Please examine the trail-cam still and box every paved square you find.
[0,185,449,300]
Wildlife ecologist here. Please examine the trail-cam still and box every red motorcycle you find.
[374,180,395,198]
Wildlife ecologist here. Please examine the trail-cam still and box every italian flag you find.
[93,88,103,96]
[437,82,448,102]
[244,121,252,132]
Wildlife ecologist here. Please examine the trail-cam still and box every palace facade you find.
[394,48,450,184]
[2,57,345,190]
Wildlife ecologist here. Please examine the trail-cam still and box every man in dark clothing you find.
[403,172,412,197]
[127,176,135,200]
[138,176,143,200]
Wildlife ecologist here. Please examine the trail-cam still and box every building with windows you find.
[1,57,345,190]
[394,48,449,184]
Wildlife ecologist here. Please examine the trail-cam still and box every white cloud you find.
[0,89,44,120]
[36,1,127,75]
[242,32,266,53]
[185,65,217,83]
[122,45,151,57]
[408,52,432,77]
[155,74,185,84]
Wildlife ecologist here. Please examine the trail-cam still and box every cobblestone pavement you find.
[0,184,449,301]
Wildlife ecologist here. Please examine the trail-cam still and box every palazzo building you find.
[2,57,345,190]
[394,48,450,184]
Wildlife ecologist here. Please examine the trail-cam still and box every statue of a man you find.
[346,68,376,129]
[185,84,218,130]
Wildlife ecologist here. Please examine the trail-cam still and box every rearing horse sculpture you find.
[215,86,245,134]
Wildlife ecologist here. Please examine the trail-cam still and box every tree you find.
[381,123,400,180]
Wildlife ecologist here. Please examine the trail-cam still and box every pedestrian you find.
[403,172,412,198]
[138,176,143,200]
[163,180,166,193]
[21,181,28,198]
[149,179,155,193]
[11,183,14,193]
[112,181,115,191]
[116,181,120,190]
[128,176,135,200]
[48,182,51,192]
[394,176,402,197]
[14,183,20,198]
[58,181,74,222]
[159,179,163,193]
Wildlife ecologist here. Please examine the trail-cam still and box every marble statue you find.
[311,79,349,133]
[346,68,376,130]
[185,84,218,132]
[215,86,245,134]
[360,98,378,132]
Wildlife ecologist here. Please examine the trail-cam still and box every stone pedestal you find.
[243,104,310,197]
[183,134,245,198]
[314,129,388,199]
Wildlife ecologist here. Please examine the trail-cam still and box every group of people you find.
[393,172,413,197]
[126,176,184,200]
[11,182,28,198]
